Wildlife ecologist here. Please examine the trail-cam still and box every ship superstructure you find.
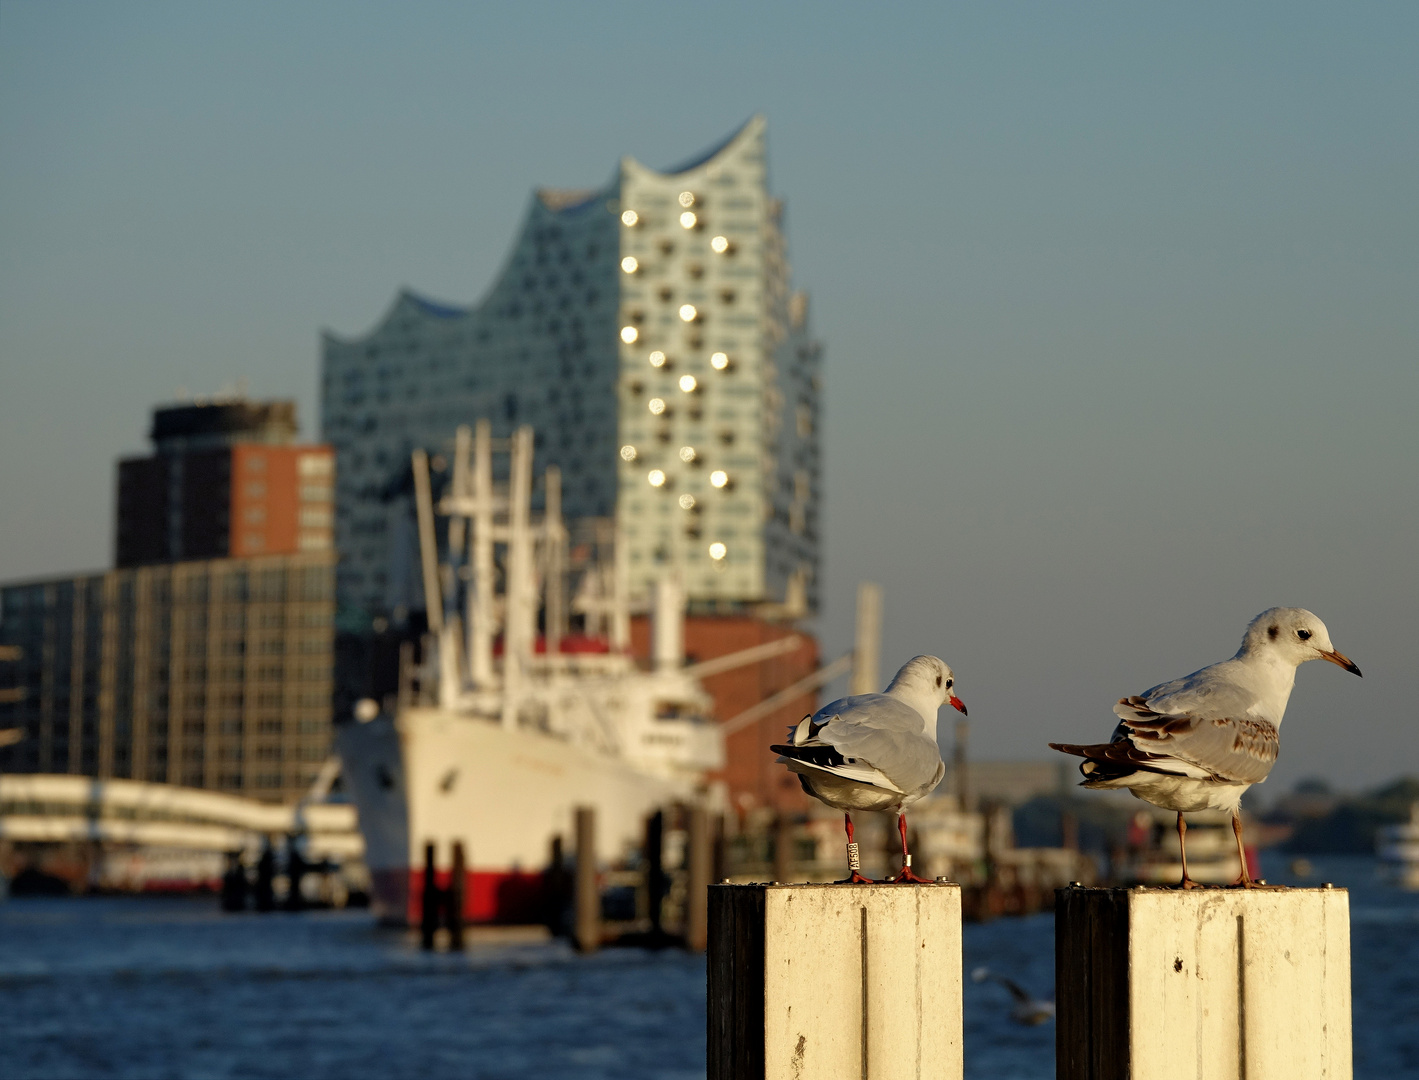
[335,421,803,923]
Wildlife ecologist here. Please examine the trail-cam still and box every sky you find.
[1,1,1415,793]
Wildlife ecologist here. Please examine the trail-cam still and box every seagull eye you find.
[946,679,953,689]
[1297,629,1312,641]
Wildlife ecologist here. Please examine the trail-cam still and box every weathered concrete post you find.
[574,806,600,953]
[708,882,963,1080]
[1056,886,1352,1080]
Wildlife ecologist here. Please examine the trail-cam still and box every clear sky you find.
[2,1,1415,793]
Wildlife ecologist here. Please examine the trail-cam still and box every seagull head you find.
[1242,607,1361,676]
[886,655,967,715]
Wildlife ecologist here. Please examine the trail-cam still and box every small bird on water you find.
[771,655,966,884]
[1050,607,1361,888]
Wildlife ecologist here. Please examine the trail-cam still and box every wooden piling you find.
[772,813,793,884]
[645,809,666,937]
[574,806,599,953]
[1056,885,1352,1080]
[684,806,710,952]
[447,841,466,950]
[708,882,963,1080]
[420,842,439,950]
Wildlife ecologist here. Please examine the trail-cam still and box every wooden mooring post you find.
[574,806,600,953]
[1056,885,1352,1080]
[708,882,963,1079]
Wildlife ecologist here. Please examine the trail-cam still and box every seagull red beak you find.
[949,695,967,715]
[1319,649,1362,677]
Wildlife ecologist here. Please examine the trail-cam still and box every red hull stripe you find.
[375,867,549,926]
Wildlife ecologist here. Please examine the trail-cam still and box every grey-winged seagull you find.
[772,655,966,884]
[1051,607,1361,888]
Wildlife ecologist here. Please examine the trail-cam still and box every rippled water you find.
[1,855,1414,1079]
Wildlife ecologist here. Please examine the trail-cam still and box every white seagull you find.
[1051,607,1361,888]
[772,655,966,884]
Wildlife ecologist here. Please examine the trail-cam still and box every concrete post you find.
[708,883,963,1080]
[1056,886,1352,1080]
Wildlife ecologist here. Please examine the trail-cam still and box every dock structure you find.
[708,882,963,1080]
[1056,885,1352,1080]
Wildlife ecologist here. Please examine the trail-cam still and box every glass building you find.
[320,116,821,633]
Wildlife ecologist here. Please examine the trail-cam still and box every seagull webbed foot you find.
[834,872,877,884]
[888,867,934,884]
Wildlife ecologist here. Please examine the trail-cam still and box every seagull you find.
[1051,607,1361,888]
[971,966,1056,1026]
[771,655,966,884]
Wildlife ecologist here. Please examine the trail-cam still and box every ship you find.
[1377,802,1419,889]
[335,421,809,924]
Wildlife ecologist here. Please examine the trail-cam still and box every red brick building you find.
[116,400,333,567]
[630,614,820,815]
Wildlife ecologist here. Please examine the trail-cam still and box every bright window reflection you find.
[710,352,729,370]
[679,304,697,322]
[679,375,698,393]
[710,470,728,488]
[648,469,666,487]
[621,210,639,226]
[621,326,639,343]
[708,542,727,561]
[620,445,638,462]
[621,256,639,273]
[710,235,729,253]
[679,211,697,229]
[648,398,666,415]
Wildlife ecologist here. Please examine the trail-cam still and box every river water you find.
[1,855,1414,1079]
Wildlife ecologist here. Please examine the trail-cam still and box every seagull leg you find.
[1177,813,1200,889]
[1231,811,1280,888]
[836,812,875,884]
[889,812,932,883]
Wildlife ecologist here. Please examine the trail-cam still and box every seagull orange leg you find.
[1232,811,1281,889]
[890,812,932,884]
[1177,813,1200,889]
[836,812,875,884]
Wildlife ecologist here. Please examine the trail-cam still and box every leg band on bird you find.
[847,843,862,872]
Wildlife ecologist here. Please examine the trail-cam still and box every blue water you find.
[0,855,1414,1079]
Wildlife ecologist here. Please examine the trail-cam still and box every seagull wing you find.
[812,693,945,795]
[1110,696,1279,785]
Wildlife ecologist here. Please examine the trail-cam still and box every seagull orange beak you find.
[949,695,967,715]
[1319,649,1362,677]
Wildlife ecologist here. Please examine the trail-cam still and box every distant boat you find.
[1377,802,1419,890]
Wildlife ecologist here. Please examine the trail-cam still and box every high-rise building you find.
[0,553,336,804]
[321,116,821,633]
[116,399,335,567]
[0,398,339,805]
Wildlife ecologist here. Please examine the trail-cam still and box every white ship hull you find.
[336,706,696,924]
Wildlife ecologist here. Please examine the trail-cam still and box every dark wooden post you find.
[420,842,439,950]
[772,812,793,883]
[645,809,665,938]
[574,806,599,953]
[254,841,275,912]
[684,805,710,952]
[447,841,466,950]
